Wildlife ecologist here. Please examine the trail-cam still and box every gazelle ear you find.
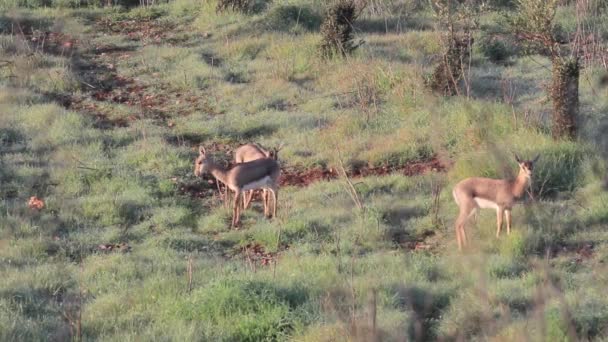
[532,154,540,163]
[199,146,206,155]
[514,153,522,163]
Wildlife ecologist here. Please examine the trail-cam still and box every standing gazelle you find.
[194,146,280,227]
[234,143,281,209]
[452,154,539,251]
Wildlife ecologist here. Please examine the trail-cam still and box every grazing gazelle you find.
[452,154,539,251]
[194,146,280,227]
[234,143,281,209]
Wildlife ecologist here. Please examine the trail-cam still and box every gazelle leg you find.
[496,208,504,238]
[248,190,255,208]
[272,189,278,219]
[262,189,269,217]
[232,190,241,228]
[456,223,463,251]
[505,209,512,235]
[244,190,254,209]
[455,204,475,251]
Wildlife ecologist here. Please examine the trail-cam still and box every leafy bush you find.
[319,0,362,57]
[216,0,269,14]
[428,34,473,96]
[533,142,586,197]
[264,4,322,32]
[477,35,514,63]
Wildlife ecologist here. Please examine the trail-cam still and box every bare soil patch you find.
[280,156,445,187]
[96,18,179,45]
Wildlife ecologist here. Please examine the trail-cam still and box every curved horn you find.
[532,154,540,163]
[514,153,522,163]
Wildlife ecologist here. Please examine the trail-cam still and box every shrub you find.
[533,142,585,197]
[428,33,473,96]
[216,0,268,14]
[319,0,362,57]
[264,4,322,32]
[477,35,514,63]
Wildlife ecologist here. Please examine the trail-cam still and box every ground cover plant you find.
[1,0,608,340]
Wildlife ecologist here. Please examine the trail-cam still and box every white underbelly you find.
[474,197,499,209]
[241,176,272,191]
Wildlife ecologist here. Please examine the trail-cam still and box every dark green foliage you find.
[391,285,452,341]
[532,143,585,197]
[264,4,322,32]
[428,34,473,96]
[485,0,515,8]
[216,0,268,14]
[551,57,579,140]
[216,0,250,13]
[319,0,362,57]
[477,35,514,63]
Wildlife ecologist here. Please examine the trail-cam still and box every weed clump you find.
[319,0,362,57]
[428,33,473,96]
[264,4,322,32]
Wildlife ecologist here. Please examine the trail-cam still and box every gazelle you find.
[452,154,539,251]
[194,146,280,227]
[234,143,281,209]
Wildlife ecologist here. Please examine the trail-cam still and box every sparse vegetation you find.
[1,1,608,341]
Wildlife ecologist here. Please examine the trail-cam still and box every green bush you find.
[533,143,586,198]
[216,0,269,14]
[477,35,514,63]
[545,305,570,342]
[319,0,362,57]
[264,4,322,32]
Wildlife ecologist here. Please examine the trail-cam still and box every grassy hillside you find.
[1,0,608,340]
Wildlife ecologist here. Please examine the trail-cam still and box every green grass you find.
[1,1,608,341]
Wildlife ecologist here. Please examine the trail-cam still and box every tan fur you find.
[194,147,280,227]
[233,143,280,209]
[234,143,273,163]
[452,155,538,251]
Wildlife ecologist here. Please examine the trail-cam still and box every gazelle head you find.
[267,143,284,161]
[194,146,210,177]
[515,154,540,179]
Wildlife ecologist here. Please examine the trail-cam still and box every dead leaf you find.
[28,196,45,210]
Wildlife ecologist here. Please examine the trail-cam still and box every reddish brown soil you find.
[96,18,179,45]
[280,157,445,187]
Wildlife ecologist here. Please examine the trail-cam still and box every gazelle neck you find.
[206,160,231,186]
[511,170,530,198]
